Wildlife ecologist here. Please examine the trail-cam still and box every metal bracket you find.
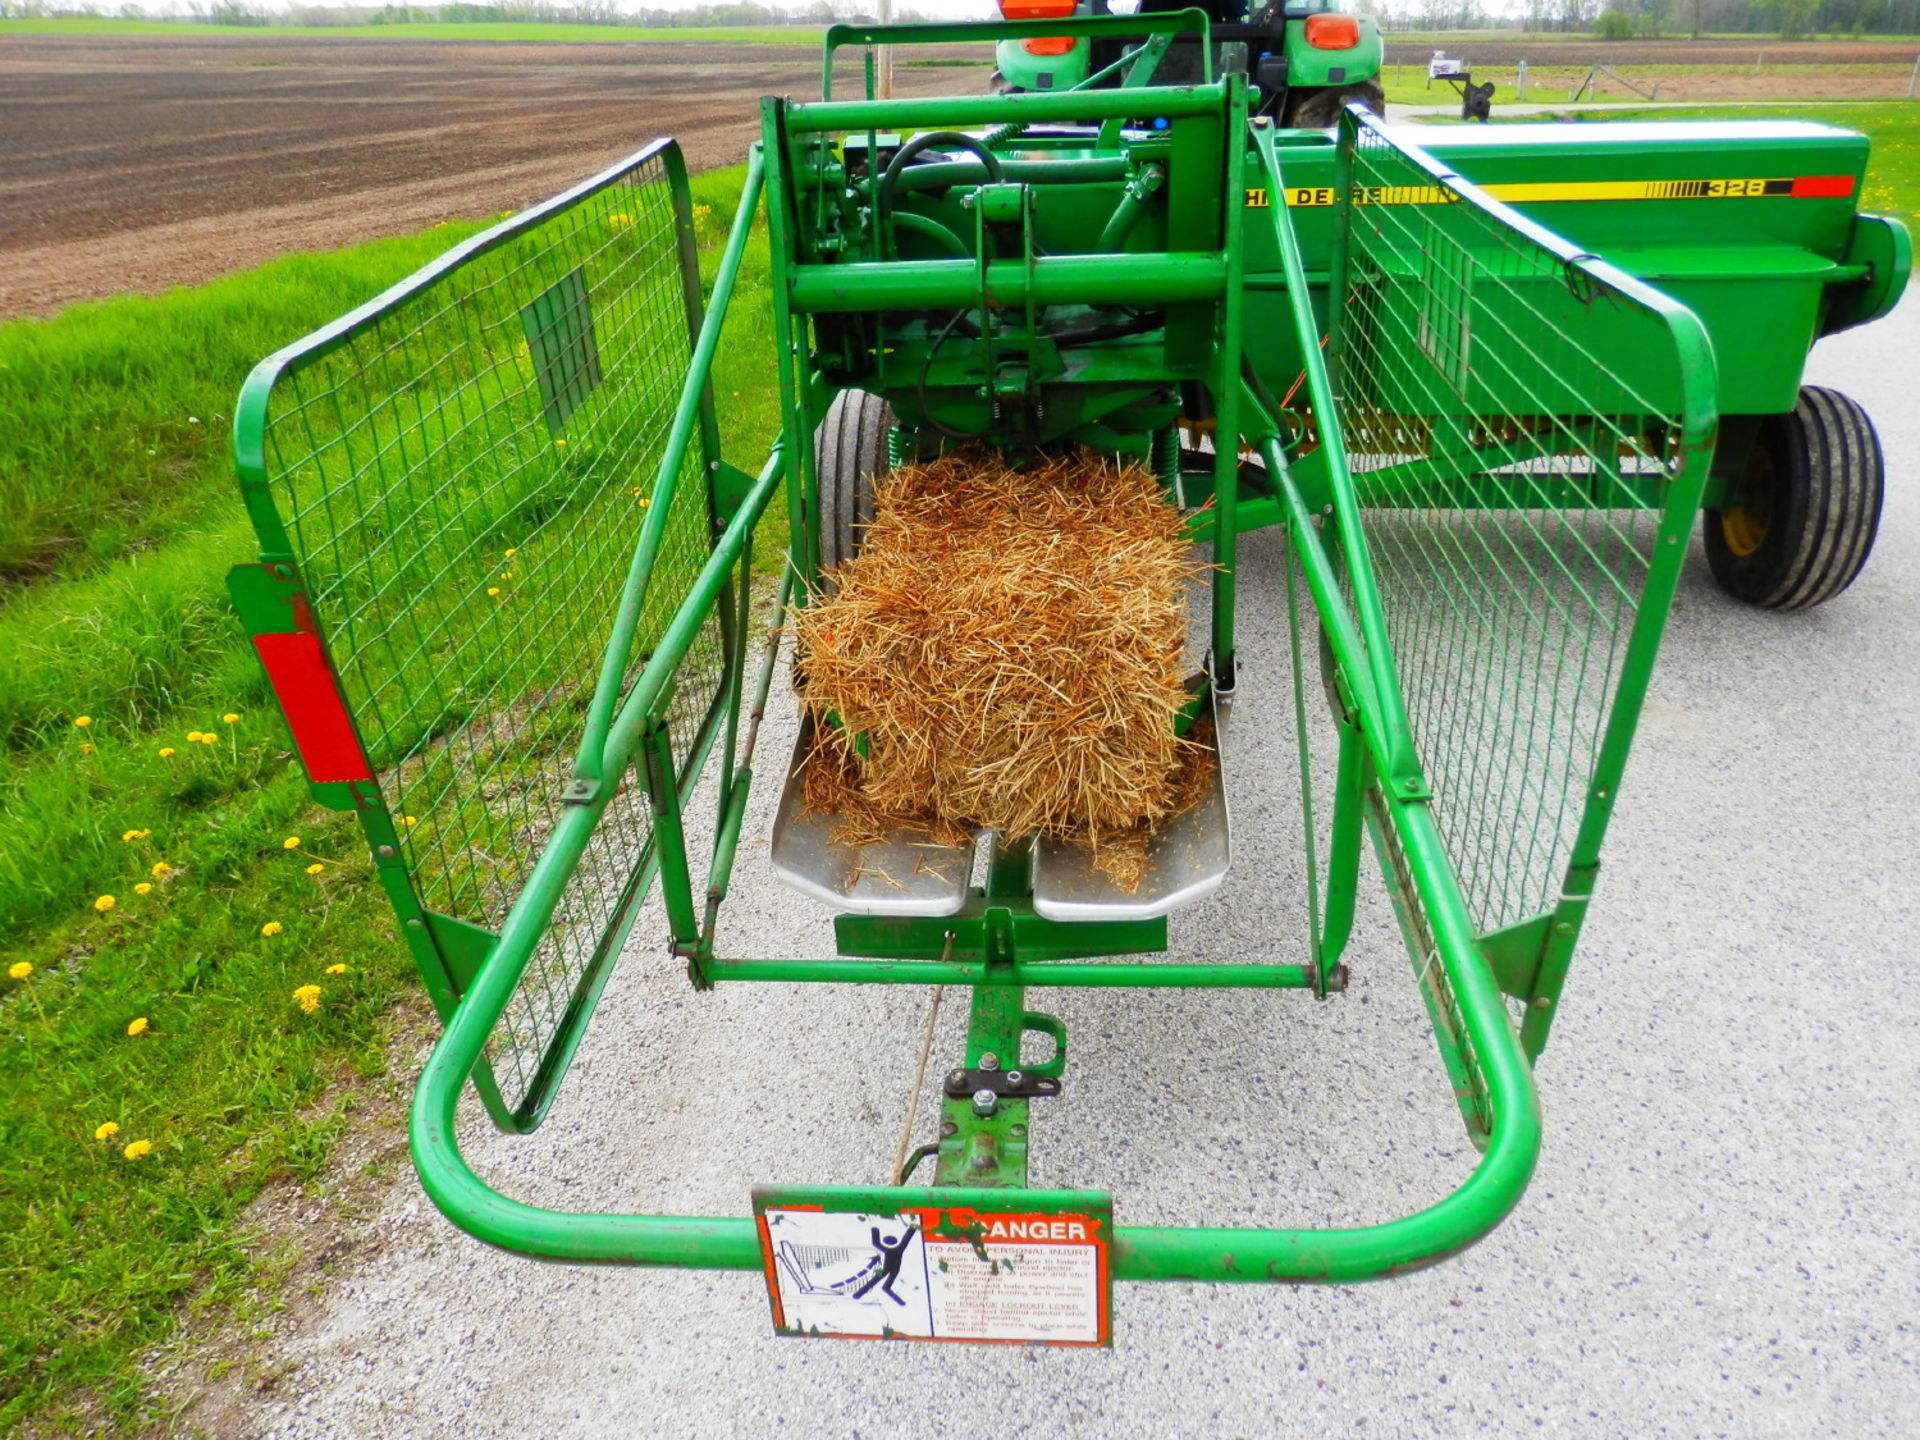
[944,1066,1061,1100]
[560,777,599,806]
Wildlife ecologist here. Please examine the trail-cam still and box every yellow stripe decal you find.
[1244,175,1839,209]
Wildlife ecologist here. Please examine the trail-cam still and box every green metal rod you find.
[1252,126,1421,794]
[1257,431,1392,749]
[892,156,1130,192]
[409,445,787,1267]
[788,253,1226,313]
[573,147,766,784]
[703,566,796,945]
[820,12,1212,98]
[708,958,1316,988]
[789,81,1228,136]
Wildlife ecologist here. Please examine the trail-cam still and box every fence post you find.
[1516,59,1528,99]
[1908,54,1919,99]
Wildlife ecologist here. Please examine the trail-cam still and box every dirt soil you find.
[4,32,1911,317]
[0,33,973,317]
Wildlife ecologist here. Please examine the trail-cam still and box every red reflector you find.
[253,631,372,785]
[1022,35,1076,55]
[1000,0,1075,17]
[1304,13,1361,48]
[1791,174,1855,198]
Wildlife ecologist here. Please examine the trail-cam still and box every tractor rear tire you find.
[814,388,894,582]
[1704,386,1884,611]
[1282,79,1386,130]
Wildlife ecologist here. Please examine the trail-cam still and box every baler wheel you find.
[814,388,894,583]
[1704,386,1884,611]
[1282,80,1386,131]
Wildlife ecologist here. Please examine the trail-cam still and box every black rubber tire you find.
[1281,79,1386,130]
[1704,386,1884,611]
[814,388,894,581]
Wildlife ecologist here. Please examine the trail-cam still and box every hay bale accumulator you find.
[226,12,1906,1344]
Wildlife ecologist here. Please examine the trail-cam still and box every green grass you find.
[1380,60,1920,105]
[0,164,776,1434]
[0,17,826,43]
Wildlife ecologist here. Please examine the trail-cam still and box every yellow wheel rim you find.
[1720,503,1768,558]
[1721,442,1775,559]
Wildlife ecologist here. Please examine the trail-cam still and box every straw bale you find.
[791,450,1211,890]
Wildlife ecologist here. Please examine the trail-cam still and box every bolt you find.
[970,1151,996,1173]
[978,1052,999,1071]
[948,1069,967,1086]
[1009,1123,1027,1138]
[940,1120,957,1137]
[1005,1070,1023,1085]
[376,844,396,859]
[971,1088,998,1117]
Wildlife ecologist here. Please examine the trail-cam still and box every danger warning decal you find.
[754,1194,1113,1346]
[1245,174,1857,208]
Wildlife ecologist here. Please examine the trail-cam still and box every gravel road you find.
[235,298,1920,1439]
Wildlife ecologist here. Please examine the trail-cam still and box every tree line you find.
[7,0,1916,38]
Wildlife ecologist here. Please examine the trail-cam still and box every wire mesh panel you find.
[1331,114,1714,943]
[233,142,729,1123]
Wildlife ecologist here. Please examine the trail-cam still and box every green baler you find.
[227,15,1905,1344]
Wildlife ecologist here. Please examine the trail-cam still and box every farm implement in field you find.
[228,13,1905,1344]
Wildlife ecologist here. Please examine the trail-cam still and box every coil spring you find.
[1151,425,1180,493]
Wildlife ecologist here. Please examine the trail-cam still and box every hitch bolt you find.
[948,1069,967,1085]
[971,1088,998,1117]
[978,1053,999,1071]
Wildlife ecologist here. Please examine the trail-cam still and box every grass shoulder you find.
[0,163,774,1433]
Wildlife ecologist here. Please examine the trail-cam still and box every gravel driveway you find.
[241,295,1920,1440]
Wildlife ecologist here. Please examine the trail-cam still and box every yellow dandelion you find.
[8,962,30,981]
[637,496,650,510]
[261,921,284,937]
[134,882,152,896]
[94,1121,119,1141]
[74,715,92,728]
[487,586,501,597]
[151,861,171,878]
[326,963,347,976]
[122,829,141,843]
[504,548,517,558]
[186,731,204,743]
[500,570,513,580]
[282,836,300,850]
[222,712,240,725]
[80,742,94,755]
[306,862,324,876]
[126,1016,148,1036]
[122,1139,152,1161]
[292,983,322,1013]
[199,733,216,746]
[402,815,417,828]
[159,746,176,759]
[554,439,567,449]
[94,894,115,913]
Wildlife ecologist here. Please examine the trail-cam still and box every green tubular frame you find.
[405,79,1542,1283]
[229,36,1725,1297]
